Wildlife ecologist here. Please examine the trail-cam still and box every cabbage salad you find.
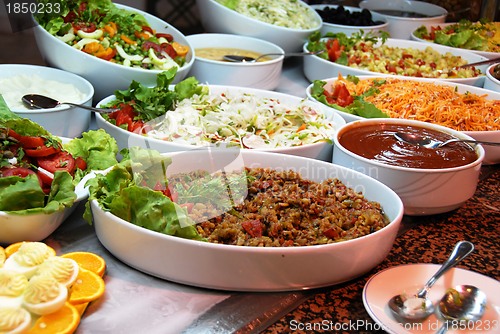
[145,89,337,149]
[216,0,320,29]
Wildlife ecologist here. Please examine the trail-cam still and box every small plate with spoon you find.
[363,261,500,333]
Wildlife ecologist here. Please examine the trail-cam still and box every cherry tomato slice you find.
[19,136,45,148]
[73,21,96,33]
[75,157,87,171]
[37,169,53,186]
[155,33,173,42]
[2,167,44,188]
[25,145,60,157]
[37,151,75,174]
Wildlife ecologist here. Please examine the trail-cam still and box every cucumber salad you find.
[145,89,337,149]
[35,0,189,70]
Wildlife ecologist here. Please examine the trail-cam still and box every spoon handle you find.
[416,241,474,299]
[60,102,116,114]
[436,322,449,334]
[254,50,324,61]
[453,139,500,147]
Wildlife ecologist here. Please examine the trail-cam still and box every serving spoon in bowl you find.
[222,50,325,63]
[388,241,474,321]
[22,94,116,114]
[394,132,500,149]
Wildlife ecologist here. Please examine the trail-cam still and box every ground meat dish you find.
[169,167,390,247]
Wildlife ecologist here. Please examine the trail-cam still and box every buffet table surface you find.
[2,31,500,334]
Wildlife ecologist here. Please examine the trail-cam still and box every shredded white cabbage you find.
[145,89,337,149]
[218,0,320,29]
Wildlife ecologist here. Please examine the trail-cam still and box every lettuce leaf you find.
[84,147,203,241]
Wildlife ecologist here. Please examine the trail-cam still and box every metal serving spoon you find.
[22,94,115,114]
[394,132,500,149]
[436,285,487,334]
[222,50,324,63]
[388,241,474,321]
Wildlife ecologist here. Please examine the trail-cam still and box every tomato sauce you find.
[338,123,479,169]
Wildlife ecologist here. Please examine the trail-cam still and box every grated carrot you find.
[337,76,500,132]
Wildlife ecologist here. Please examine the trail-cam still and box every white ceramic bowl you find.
[185,33,284,90]
[307,75,500,165]
[332,118,484,216]
[359,0,447,40]
[32,4,194,103]
[484,63,500,93]
[0,64,93,138]
[96,85,346,162]
[0,137,93,245]
[303,38,489,87]
[310,5,388,37]
[195,0,322,53]
[410,23,500,60]
[90,150,404,291]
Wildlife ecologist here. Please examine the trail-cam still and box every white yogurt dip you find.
[0,74,86,110]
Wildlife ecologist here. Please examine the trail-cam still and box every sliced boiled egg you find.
[22,276,67,316]
[34,257,79,288]
[0,307,31,334]
[3,243,51,279]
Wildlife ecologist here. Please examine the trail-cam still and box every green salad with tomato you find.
[0,95,119,214]
[35,0,189,70]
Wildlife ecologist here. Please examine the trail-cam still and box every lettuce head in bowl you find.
[0,96,120,244]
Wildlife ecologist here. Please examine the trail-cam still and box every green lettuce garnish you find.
[84,147,204,241]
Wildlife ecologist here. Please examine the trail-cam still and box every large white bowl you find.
[90,150,404,291]
[310,5,388,37]
[484,63,500,93]
[195,0,322,53]
[359,0,447,40]
[0,64,93,138]
[185,33,284,90]
[32,4,195,103]
[306,75,500,165]
[332,118,485,216]
[96,85,346,162]
[410,23,500,60]
[303,38,489,87]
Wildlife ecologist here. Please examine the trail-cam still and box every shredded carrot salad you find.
[339,77,500,131]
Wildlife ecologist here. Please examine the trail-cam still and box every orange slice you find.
[60,251,106,277]
[73,302,89,316]
[5,241,56,258]
[27,302,80,334]
[0,246,5,267]
[68,267,105,305]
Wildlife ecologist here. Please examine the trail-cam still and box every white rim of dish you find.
[209,0,323,32]
[358,0,448,20]
[31,3,195,74]
[186,33,285,65]
[334,118,485,173]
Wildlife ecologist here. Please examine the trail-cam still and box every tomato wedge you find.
[37,151,75,174]
[75,157,87,171]
[37,169,54,186]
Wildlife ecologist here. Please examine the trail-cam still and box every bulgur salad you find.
[85,148,390,247]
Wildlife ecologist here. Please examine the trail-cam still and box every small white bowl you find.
[332,118,484,216]
[0,64,93,138]
[359,0,447,40]
[186,33,284,90]
[310,5,389,37]
[32,4,194,103]
[410,23,500,60]
[306,75,500,165]
[195,0,322,53]
[484,63,500,92]
[96,85,346,162]
[90,150,404,291]
[303,38,489,87]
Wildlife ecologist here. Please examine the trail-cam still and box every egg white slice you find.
[0,307,31,334]
[22,283,67,316]
[3,257,40,280]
